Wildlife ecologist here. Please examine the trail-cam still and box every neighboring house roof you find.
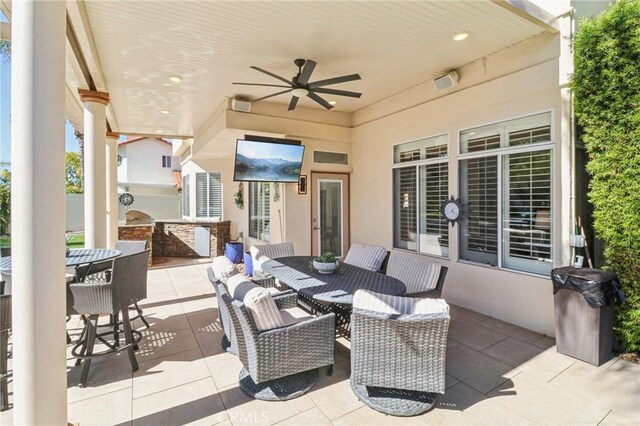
[118,137,172,146]
[173,171,183,192]
[118,182,178,189]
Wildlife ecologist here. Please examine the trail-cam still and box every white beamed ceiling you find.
[81,0,548,137]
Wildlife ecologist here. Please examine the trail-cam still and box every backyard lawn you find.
[0,233,85,249]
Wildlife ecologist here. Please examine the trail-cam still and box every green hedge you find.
[573,0,640,352]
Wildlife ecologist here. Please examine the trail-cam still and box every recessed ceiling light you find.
[168,75,183,82]
[155,129,163,133]
[160,110,171,115]
[329,100,337,106]
[453,31,469,41]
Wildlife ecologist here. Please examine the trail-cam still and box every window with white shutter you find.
[459,112,553,275]
[249,182,270,241]
[195,172,222,220]
[182,175,190,217]
[393,134,449,257]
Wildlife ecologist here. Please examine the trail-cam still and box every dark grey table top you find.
[0,248,121,272]
[262,256,406,305]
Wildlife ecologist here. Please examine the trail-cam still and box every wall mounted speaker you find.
[231,98,252,113]
[433,71,459,91]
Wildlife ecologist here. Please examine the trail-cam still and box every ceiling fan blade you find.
[307,92,334,110]
[233,82,292,88]
[287,96,299,111]
[296,59,317,86]
[308,73,361,89]
[250,66,292,85]
[253,89,293,102]
[312,88,362,98]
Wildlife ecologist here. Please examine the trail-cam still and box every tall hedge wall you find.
[573,0,640,352]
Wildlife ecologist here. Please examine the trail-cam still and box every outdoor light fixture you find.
[329,100,337,106]
[155,129,163,133]
[169,75,183,82]
[160,110,170,115]
[453,31,469,41]
[291,87,309,98]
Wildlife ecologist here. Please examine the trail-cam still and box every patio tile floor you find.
[1,257,639,425]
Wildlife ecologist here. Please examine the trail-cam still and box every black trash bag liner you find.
[551,266,626,308]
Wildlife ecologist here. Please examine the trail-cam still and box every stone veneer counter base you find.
[151,220,230,258]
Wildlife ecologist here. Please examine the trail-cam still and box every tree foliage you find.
[66,151,83,194]
[573,0,640,352]
[0,169,9,235]
[0,40,9,62]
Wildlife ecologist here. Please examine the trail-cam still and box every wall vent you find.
[313,151,348,165]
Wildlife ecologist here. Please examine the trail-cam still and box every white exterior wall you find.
[350,31,571,336]
[117,138,176,185]
[185,5,573,336]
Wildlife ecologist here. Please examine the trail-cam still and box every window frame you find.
[457,110,555,276]
[162,155,172,168]
[392,133,450,259]
[249,181,271,242]
[182,174,190,217]
[194,171,223,220]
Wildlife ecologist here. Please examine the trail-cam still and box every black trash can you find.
[551,267,625,366]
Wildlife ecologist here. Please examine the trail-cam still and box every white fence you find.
[66,193,181,231]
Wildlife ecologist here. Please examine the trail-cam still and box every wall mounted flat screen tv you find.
[233,139,305,183]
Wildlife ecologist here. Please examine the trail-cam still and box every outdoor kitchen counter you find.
[152,220,230,258]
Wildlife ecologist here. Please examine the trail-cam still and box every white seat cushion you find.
[242,285,284,331]
[211,256,240,284]
[280,306,314,326]
[354,290,449,319]
[250,242,295,273]
[343,243,388,271]
[386,251,442,293]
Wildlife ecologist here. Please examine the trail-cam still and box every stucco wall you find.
[118,139,175,185]
[350,58,567,336]
[184,130,351,255]
[185,17,574,336]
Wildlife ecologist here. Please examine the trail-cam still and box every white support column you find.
[79,89,109,249]
[106,132,120,248]
[11,1,68,424]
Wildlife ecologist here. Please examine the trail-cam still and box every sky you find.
[237,140,305,163]
[0,11,80,166]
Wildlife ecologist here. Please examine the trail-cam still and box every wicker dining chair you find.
[250,242,295,286]
[350,290,450,416]
[0,294,11,411]
[385,251,448,298]
[218,283,335,400]
[67,250,149,387]
[207,264,295,355]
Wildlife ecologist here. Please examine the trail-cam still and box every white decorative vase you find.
[312,260,338,274]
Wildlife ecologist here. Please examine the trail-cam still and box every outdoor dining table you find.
[262,256,406,337]
[0,248,122,293]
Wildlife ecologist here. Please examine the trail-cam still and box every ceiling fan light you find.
[292,88,309,98]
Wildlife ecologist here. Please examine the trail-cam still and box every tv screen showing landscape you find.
[233,139,305,183]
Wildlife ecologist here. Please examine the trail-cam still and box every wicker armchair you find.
[0,294,10,411]
[350,290,450,416]
[207,267,295,355]
[218,284,335,400]
[67,250,149,387]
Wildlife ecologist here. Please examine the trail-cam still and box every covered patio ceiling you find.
[50,0,558,139]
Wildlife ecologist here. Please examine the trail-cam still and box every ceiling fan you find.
[233,58,362,111]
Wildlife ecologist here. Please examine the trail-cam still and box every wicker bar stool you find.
[67,250,149,387]
[350,290,450,416]
[0,294,11,411]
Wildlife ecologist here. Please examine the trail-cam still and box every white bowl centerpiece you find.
[312,252,339,274]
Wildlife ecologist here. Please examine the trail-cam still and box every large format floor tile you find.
[3,259,639,426]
